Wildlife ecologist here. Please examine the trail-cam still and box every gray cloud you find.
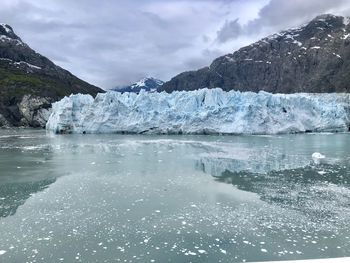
[2,0,350,89]
[184,48,223,69]
[2,0,239,88]
[217,18,242,42]
[216,0,350,43]
[255,0,350,29]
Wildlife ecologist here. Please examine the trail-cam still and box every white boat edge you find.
[252,257,350,263]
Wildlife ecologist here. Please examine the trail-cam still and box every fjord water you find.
[0,130,349,263]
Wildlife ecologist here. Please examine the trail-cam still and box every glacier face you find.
[46,88,350,134]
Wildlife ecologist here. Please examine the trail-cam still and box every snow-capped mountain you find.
[161,14,350,93]
[46,88,350,135]
[113,77,164,93]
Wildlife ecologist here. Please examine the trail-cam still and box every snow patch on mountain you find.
[133,77,163,88]
[0,57,42,72]
[13,61,41,70]
[0,35,23,46]
[0,23,12,33]
[113,77,164,93]
[46,88,350,135]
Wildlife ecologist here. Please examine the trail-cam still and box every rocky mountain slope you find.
[113,77,164,93]
[0,23,103,127]
[161,14,350,93]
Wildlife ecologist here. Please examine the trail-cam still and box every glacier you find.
[46,88,350,134]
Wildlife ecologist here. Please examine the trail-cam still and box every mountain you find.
[160,14,350,93]
[113,77,164,93]
[0,23,103,127]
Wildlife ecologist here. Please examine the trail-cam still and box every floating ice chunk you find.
[220,249,227,254]
[312,152,326,164]
[312,152,325,159]
[312,152,326,159]
[0,250,6,255]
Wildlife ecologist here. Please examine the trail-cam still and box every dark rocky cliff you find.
[161,14,350,93]
[0,23,103,127]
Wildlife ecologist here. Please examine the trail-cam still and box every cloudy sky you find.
[1,0,350,89]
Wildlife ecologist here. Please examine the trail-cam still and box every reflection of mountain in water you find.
[0,178,56,217]
[198,158,350,223]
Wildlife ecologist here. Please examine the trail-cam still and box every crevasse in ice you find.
[46,88,350,134]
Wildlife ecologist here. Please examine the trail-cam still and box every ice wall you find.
[46,89,350,134]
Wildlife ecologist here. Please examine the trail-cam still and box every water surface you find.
[0,129,349,262]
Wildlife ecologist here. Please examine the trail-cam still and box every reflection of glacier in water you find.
[212,164,350,223]
[194,133,348,175]
[197,145,312,175]
[195,136,350,227]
